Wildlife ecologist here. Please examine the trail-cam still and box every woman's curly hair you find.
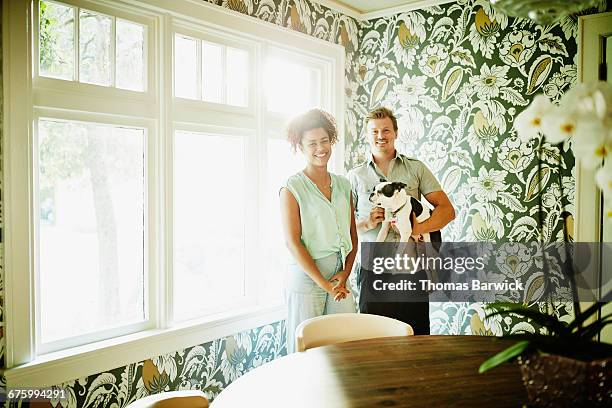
[285,108,338,152]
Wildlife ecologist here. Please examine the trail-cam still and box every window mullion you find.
[196,38,202,101]
[161,15,174,329]
[221,45,227,104]
[74,6,80,82]
[111,16,116,87]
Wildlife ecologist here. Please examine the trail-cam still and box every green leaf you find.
[479,341,531,373]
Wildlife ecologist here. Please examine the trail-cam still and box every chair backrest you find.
[126,391,209,408]
[295,313,414,352]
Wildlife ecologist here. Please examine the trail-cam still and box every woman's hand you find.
[321,280,349,302]
[329,271,351,301]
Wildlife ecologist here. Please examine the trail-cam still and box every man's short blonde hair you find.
[366,107,398,132]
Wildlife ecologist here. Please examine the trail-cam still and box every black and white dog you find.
[369,181,442,244]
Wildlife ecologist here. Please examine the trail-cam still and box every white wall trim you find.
[576,12,612,242]
[361,0,454,20]
[3,0,36,368]
[311,0,454,21]
[310,0,362,20]
[5,305,286,388]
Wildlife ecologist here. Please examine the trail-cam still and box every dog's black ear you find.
[380,183,395,197]
[410,196,423,216]
[392,182,407,191]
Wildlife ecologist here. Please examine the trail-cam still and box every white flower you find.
[498,137,534,174]
[469,167,509,202]
[395,74,427,106]
[560,81,612,119]
[356,55,375,84]
[498,29,536,67]
[393,13,426,68]
[221,333,253,383]
[152,354,178,381]
[418,44,449,77]
[345,80,358,110]
[418,141,447,173]
[514,95,553,142]
[470,64,510,100]
[468,3,507,58]
[397,107,425,143]
[468,19,498,58]
[596,159,612,195]
[542,184,561,208]
[568,115,609,167]
[543,72,568,101]
[495,243,532,279]
[467,110,498,161]
[540,106,578,144]
[393,41,418,68]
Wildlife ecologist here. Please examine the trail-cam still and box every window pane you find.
[116,19,145,91]
[226,47,248,107]
[79,10,112,86]
[38,119,145,343]
[202,42,223,104]
[262,139,306,301]
[265,57,320,115]
[174,35,198,99]
[174,131,246,321]
[39,0,74,80]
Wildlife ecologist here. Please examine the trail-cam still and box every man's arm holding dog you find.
[357,206,385,233]
[411,190,455,236]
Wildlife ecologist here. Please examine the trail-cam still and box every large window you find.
[36,118,146,350]
[4,0,344,386]
[173,130,248,321]
[32,0,154,356]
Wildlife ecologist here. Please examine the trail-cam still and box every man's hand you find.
[366,207,385,230]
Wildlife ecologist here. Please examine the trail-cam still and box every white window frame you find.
[32,110,157,356]
[3,0,345,387]
[170,123,259,322]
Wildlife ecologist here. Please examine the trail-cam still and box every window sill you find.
[5,304,286,388]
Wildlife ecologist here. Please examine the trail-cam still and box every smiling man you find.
[347,107,455,334]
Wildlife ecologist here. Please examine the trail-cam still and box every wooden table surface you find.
[211,335,528,407]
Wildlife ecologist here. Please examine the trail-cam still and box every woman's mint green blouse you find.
[285,172,353,267]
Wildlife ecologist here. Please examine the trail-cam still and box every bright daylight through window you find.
[5,0,342,382]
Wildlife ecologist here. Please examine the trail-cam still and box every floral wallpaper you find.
[6,322,285,407]
[2,0,609,406]
[345,0,607,336]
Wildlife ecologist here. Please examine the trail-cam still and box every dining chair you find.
[295,313,414,352]
[126,390,209,408]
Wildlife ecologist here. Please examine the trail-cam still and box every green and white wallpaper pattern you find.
[347,0,607,336]
[14,323,285,407]
[2,0,609,406]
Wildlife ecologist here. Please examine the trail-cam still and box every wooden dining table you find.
[211,335,528,407]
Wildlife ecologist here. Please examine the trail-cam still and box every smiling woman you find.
[280,109,358,353]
